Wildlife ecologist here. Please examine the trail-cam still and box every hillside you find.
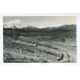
[3,24,76,63]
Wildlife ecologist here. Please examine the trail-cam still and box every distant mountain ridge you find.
[3,24,76,30]
[3,24,76,41]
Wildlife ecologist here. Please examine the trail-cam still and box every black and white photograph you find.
[3,16,76,63]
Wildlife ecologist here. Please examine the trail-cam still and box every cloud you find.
[7,19,21,24]
[4,19,21,28]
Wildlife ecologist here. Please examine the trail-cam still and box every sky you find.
[3,16,76,28]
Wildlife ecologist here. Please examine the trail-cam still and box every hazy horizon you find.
[3,16,76,28]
